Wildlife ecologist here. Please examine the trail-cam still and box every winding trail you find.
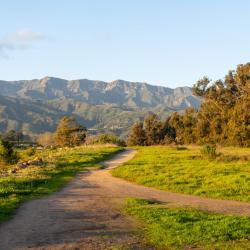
[0,149,249,250]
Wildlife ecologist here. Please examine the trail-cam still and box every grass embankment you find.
[124,198,250,250]
[112,146,250,202]
[0,145,122,222]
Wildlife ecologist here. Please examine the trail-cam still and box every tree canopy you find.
[55,116,87,147]
[127,63,250,147]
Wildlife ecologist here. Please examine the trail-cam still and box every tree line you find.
[0,116,125,165]
[127,63,250,147]
[1,62,249,162]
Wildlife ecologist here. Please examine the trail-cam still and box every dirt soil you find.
[0,149,249,250]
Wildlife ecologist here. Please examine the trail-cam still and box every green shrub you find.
[201,145,217,159]
[176,146,188,150]
[25,147,36,157]
[0,140,20,164]
[98,133,125,146]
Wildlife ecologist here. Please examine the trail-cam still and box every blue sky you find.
[0,0,250,87]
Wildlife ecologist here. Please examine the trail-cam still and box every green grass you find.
[112,146,250,202]
[124,198,250,250]
[0,145,122,222]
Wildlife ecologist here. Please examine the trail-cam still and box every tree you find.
[37,132,55,147]
[126,122,146,146]
[2,130,24,143]
[55,116,87,147]
[0,140,19,164]
[182,108,197,144]
[192,62,250,146]
[144,114,164,145]
[2,130,18,141]
[16,132,24,143]
[126,63,250,147]
[192,76,210,97]
[161,117,176,144]
[227,99,250,147]
[169,112,185,144]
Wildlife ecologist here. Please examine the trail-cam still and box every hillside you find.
[0,77,202,136]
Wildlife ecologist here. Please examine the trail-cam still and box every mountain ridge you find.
[0,77,202,137]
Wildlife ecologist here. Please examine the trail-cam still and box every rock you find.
[18,162,28,169]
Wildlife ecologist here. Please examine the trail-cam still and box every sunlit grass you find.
[124,198,250,250]
[112,146,250,202]
[0,145,123,222]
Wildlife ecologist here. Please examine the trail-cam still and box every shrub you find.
[84,135,99,145]
[98,133,125,146]
[176,146,188,150]
[37,132,55,147]
[201,145,217,159]
[25,147,36,156]
[0,140,20,164]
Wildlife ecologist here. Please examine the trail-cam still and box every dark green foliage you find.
[98,133,125,146]
[126,122,146,146]
[144,113,165,145]
[2,130,24,143]
[176,146,188,150]
[128,62,250,147]
[126,115,176,146]
[0,140,20,164]
[169,108,197,144]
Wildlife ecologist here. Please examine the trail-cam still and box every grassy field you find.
[124,198,250,250]
[112,146,250,202]
[0,145,122,222]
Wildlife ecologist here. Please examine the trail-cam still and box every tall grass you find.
[201,145,217,159]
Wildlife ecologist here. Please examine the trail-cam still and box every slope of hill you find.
[0,77,202,136]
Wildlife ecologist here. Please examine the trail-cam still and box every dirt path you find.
[0,149,249,250]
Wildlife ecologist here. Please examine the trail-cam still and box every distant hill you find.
[0,77,202,137]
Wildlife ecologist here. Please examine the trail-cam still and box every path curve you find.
[0,149,249,250]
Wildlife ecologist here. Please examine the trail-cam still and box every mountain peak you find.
[0,77,202,135]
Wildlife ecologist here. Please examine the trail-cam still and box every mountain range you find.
[0,77,202,137]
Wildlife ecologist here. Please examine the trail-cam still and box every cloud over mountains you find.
[0,29,44,58]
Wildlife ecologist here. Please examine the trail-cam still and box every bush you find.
[201,145,217,159]
[98,134,125,146]
[37,132,55,147]
[84,135,99,145]
[25,147,36,157]
[176,146,188,150]
[0,140,20,164]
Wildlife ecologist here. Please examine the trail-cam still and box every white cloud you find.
[8,30,45,42]
[0,29,45,58]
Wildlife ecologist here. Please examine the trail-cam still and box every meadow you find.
[0,145,122,222]
[124,198,250,250]
[112,146,250,202]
